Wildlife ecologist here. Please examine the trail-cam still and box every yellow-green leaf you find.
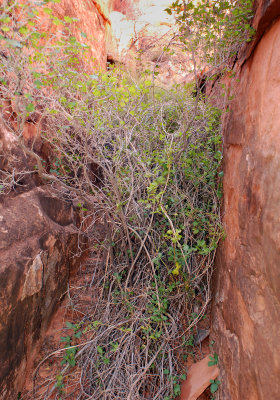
[171,262,181,276]
[64,16,72,23]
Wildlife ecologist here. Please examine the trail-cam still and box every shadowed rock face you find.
[0,186,82,397]
[212,1,280,399]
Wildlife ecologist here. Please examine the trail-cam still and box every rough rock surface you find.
[212,1,280,399]
[49,0,114,69]
[0,185,82,397]
[0,120,84,397]
[180,356,219,400]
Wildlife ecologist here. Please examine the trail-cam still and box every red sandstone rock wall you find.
[212,1,280,399]
[0,188,83,398]
[50,0,114,69]
[0,119,88,398]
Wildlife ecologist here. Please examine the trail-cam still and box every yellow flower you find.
[171,262,181,276]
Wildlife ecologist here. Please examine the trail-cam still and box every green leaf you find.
[163,369,169,375]
[43,8,53,15]
[208,353,219,366]
[210,379,221,393]
[64,16,72,23]
[111,342,119,352]
[49,109,58,115]
[0,16,11,23]
[68,101,77,109]
[60,336,71,342]
[52,17,63,25]
[68,358,76,366]
[173,383,181,396]
[26,103,35,112]
[19,26,29,35]
[91,320,102,329]
[69,36,77,44]
[34,80,43,88]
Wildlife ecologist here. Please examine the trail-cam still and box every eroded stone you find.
[0,186,83,397]
[180,355,219,400]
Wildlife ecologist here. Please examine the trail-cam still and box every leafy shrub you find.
[33,70,223,398]
[165,0,254,69]
[0,1,224,398]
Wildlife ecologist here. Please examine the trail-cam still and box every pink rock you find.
[180,355,219,400]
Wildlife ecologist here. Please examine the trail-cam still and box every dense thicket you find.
[0,1,254,398]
